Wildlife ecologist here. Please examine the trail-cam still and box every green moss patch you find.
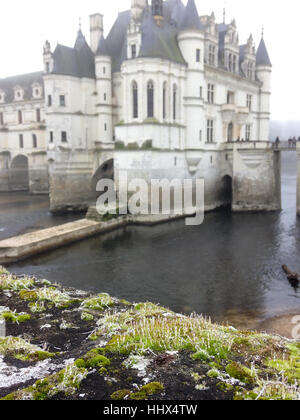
[0,337,55,362]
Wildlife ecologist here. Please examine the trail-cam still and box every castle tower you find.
[43,40,53,73]
[178,0,205,149]
[95,36,113,145]
[256,35,272,141]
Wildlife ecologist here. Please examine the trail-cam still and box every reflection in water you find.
[4,152,300,328]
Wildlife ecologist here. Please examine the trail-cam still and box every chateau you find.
[0,0,284,215]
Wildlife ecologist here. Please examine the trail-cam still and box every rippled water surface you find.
[2,152,300,326]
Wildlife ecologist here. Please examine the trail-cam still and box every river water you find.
[1,152,299,328]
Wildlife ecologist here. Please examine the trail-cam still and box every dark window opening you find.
[132,82,138,119]
[19,134,24,148]
[32,134,37,148]
[18,110,23,124]
[61,131,67,142]
[59,95,66,107]
[48,95,52,107]
[131,44,137,59]
[147,81,154,118]
[36,108,41,122]
[50,131,54,143]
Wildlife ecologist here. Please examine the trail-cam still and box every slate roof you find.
[180,0,204,31]
[51,30,95,78]
[0,72,44,104]
[256,37,272,67]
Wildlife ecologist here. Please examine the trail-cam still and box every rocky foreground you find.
[0,266,299,401]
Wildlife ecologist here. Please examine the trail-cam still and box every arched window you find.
[173,84,177,121]
[163,82,167,119]
[147,81,154,118]
[132,81,138,119]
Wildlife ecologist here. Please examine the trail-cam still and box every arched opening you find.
[10,155,29,191]
[227,122,233,142]
[91,159,114,197]
[221,175,233,207]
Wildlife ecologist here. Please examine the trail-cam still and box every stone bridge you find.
[0,150,48,194]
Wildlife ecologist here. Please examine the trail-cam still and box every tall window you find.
[233,55,237,73]
[147,81,154,118]
[173,84,177,121]
[61,131,67,142]
[227,123,233,142]
[163,82,167,119]
[246,125,251,141]
[199,86,203,98]
[227,91,234,105]
[36,108,41,122]
[49,131,54,143]
[228,54,232,72]
[207,120,214,143]
[48,95,52,107]
[132,81,138,119]
[246,94,252,111]
[32,134,37,148]
[207,84,215,104]
[19,134,24,148]
[59,95,66,107]
[0,112,3,125]
[208,45,215,65]
[131,44,137,59]
[18,110,23,124]
[196,49,201,63]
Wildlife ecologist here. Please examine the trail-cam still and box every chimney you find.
[90,13,103,54]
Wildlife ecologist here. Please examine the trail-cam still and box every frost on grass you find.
[0,274,35,291]
[0,337,55,362]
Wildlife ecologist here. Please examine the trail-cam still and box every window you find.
[49,131,54,143]
[19,134,24,148]
[104,93,107,101]
[196,49,201,63]
[208,45,216,65]
[247,62,253,80]
[147,81,154,118]
[18,110,23,124]
[246,125,251,141]
[207,84,215,104]
[36,108,41,122]
[200,86,203,98]
[199,130,202,142]
[61,131,67,142]
[207,120,214,143]
[131,44,137,59]
[228,54,232,72]
[104,123,107,131]
[46,62,50,73]
[32,134,37,148]
[48,95,52,107]
[163,83,167,119]
[103,67,106,75]
[227,91,234,105]
[173,85,177,121]
[132,81,138,119]
[59,95,66,107]
[233,55,237,73]
[246,94,252,111]
[227,122,233,142]
[0,112,3,125]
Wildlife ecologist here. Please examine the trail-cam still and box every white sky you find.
[0,0,299,120]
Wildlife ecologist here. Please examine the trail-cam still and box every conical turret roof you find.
[256,37,272,67]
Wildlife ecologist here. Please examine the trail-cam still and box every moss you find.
[81,293,115,312]
[81,312,94,322]
[75,349,111,369]
[19,290,38,301]
[0,337,55,362]
[217,382,234,393]
[226,362,255,384]
[265,343,300,384]
[1,364,88,400]
[129,391,147,400]
[0,274,35,291]
[141,140,153,150]
[0,310,31,324]
[111,389,131,400]
[140,382,164,396]
[207,369,221,379]
[99,367,108,375]
[28,301,46,313]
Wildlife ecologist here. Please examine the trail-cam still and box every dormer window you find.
[131,44,137,59]
[14,86,24,101]
[32,84,42,99]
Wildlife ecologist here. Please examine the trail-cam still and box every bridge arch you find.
[91,158,114,196]
[9,154,29,191]
[221,174,233,207]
